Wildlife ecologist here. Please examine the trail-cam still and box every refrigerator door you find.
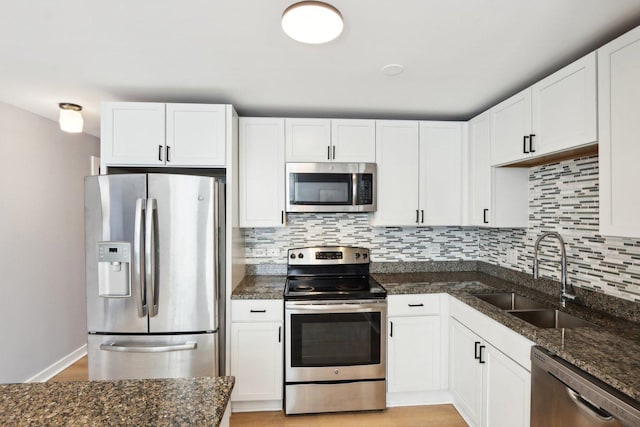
[147,174,219,333]
[88,333,217,380]
[85,174,148,333]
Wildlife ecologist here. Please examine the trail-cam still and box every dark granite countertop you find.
[232,275,285,299]
[0,376,234,426]
[232,269,640,401]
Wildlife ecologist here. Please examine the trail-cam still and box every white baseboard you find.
[26,344,87,383]
[386,390,453,407]
[231,400,282,413]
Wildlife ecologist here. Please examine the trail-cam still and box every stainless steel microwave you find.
[286,163,376,213]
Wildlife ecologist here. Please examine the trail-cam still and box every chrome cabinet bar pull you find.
[158,145,163,161]
[479,345,486,364]
[483,208,489,224]
[474,341,481,360]
[523,136,530,154]
[100,342,197,353]
[166,146,171,162]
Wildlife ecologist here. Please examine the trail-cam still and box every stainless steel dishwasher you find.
[531,346,640,426]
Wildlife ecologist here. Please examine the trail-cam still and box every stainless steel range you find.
[284,246,387,415]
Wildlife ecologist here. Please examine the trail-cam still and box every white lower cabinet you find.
[449,297,532,427]
[230,300,283,412]
[386,294,448,406]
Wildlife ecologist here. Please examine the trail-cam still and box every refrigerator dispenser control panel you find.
[97,241,131,298]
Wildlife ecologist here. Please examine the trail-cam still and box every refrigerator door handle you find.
[99,341,197,353]
[145,198,159,317]
[134,198,147,317]
[213,182,220,331]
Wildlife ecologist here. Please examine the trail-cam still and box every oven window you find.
[290,312,381,367]
[289,173,353,205]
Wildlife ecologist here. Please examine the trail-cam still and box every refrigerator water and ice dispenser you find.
[97,241,131,297]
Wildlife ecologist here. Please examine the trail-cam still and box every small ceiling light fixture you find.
[381,64,404,77]
[282,1,343,44]
[58,102,84,133]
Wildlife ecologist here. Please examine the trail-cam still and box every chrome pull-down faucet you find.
[533,232,576,307]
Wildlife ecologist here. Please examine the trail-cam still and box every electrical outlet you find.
[267,247,280,257]
[507,248,518,265]
[253,248,267,257]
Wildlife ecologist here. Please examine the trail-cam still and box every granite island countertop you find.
[0,376,234,426]
[233,270,640,402]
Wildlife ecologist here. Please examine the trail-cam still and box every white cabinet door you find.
[491,89,532,166]
[370,121,420,226]
[285,118,332,162]
[449,318,483,427]
[230,321,283,401]
[166,104,226,166]
[468,112,492,226]
[598,25,640,238]
[387,316,442,393]
[331,119,376,162]
[419,121,464,226]
[239,118,285,228]
[101,102,166,166]
[532,52,597,156]
[483,343,531,427]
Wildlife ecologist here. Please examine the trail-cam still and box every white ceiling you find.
[2,0,640,137]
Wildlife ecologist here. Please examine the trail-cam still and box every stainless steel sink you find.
[508,309,595,329]
[473,292,548,310]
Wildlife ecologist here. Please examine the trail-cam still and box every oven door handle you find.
[285,303,385,313]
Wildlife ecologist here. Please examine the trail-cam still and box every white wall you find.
[0,102,99,383]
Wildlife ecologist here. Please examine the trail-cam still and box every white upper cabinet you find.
[468,111,529,228]
[419,122,464,226]
[491,88,532,166]
[372,121,465,227]
[491,52,597,166]
[166,104,226,166]
[370,121,420,226]
[101,102,227,168]
[468,112,492,226]
[331,119,376,162]
[239,118,286,228]
[285,118,331,162]
[285,118,375,162]
[531,52,597,156]
[598,25,640,238]
[101,102,166,166]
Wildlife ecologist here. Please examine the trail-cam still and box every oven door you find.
[285,299,386,383]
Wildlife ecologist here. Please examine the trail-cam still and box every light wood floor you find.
[231,406,467,427]
[49,356,88,382]
[51,358,468,426]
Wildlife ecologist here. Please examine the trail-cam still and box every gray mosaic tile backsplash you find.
[243,214,478,263]
[243,154,640,303]
[480,155,640,302]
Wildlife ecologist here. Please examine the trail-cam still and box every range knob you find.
[290,253,296,259]
[355,253,361,259]
[363,253,368,259]
[298,253,304,259]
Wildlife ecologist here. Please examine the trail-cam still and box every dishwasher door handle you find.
[566,388,614,421]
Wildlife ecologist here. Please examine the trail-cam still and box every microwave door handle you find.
[352,173,358,206]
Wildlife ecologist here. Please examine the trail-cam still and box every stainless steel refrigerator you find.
[84,173,225,381]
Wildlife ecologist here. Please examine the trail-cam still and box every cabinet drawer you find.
[232,300,283,322]
[388,294,440,316]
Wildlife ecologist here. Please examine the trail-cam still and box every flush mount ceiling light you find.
[381,64,404,76]
[58,102,84,133]
[282,1,343,44]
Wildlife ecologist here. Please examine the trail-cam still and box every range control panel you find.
[287,246,370,265]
